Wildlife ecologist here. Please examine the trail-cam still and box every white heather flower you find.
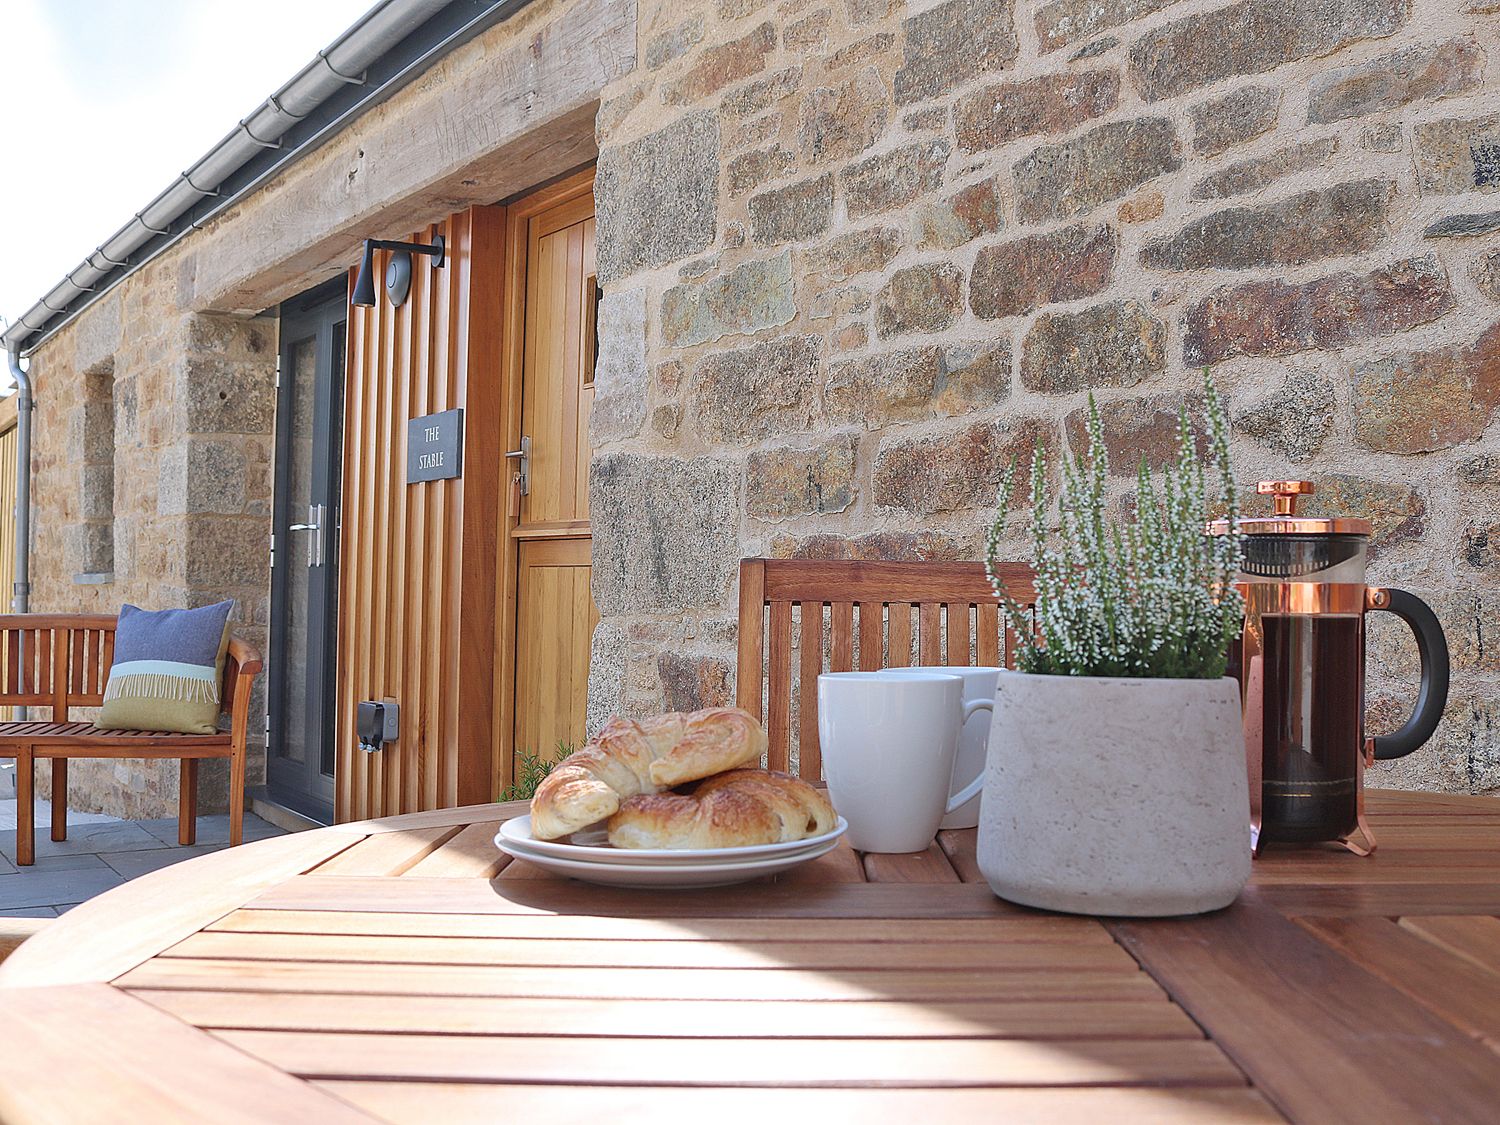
[984,374,1243,679]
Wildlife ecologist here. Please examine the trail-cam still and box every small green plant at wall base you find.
[500,742,578,802]
[984,373,1244,680]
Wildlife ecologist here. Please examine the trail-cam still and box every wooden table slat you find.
[160,931,1143,972]
[1296,915,1500,1043]
[334,799,528,835]
[1396,914,1500,977]
[1255,883,1500,917]
[316,1082,1284,1125]
[1110,894,1500,1123]
[938,827,984,882]
[772,835,867,883]
[0,985,377,1124]
[217,1029,1247,1088]
[117,958,1168,1002]
[311,825,466,877]
[247,875,1032,918]
[863,841,962,883]
[206,909,1117,943]
[400,821,508,878]
[133,990,1206,1040]
[1363,791,1500,815]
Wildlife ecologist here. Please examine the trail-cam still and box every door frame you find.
[492,166,597,796]
[267,278,347,823]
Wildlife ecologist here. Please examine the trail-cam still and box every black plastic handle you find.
[1369,588,1450,761]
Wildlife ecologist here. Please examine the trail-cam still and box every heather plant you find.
[984,374,1243,679]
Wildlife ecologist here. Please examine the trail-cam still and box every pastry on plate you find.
[530,707,767,840]
[608,768,837,850]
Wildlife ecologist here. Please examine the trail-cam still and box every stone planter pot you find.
[977,672,1250,917]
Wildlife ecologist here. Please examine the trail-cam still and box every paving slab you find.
[0,799,117,831]
[3,854,111,875]
[100,844,231,880]
[0,866,125,911]
[137,813,282,846]
[0,821,165,861]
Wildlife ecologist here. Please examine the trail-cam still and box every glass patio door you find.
[267,284,345,822]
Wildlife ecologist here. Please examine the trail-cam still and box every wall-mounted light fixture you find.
[351,235,445,308]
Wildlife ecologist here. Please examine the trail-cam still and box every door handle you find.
[504,435,530,496]
[287,503,326,567]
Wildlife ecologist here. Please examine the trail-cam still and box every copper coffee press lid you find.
[1210,481,1374,579]
[1208,481,1373,538]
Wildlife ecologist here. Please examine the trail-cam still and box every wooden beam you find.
[185,0,632,314]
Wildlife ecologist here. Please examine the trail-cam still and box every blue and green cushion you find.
[97,601,234,735]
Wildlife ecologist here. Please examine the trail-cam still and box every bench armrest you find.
[227,635,263,677]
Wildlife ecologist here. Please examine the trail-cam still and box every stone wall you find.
[26,266,276,816]
[17,0,628,818]
[590,0,1500,793]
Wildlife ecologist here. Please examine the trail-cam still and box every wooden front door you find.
[498,173,599,788]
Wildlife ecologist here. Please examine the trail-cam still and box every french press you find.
[1214,482,1450,855]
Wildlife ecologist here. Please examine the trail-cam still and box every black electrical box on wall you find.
[357,699,399,752]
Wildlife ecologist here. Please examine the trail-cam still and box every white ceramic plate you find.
[496,830,836,871]
[497,814,848,865]
[494,831,843,888]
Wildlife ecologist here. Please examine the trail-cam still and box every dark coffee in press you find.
[1258,613,1362,842]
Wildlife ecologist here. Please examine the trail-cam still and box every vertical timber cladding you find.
[337,206,505,820]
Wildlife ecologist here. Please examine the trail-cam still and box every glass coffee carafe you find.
[1214,482,1450,855]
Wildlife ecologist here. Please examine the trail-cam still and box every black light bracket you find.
[352,234,445,307]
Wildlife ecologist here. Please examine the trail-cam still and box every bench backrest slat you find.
[0,615,245,720]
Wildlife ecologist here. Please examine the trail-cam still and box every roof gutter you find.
[3,0,535,358]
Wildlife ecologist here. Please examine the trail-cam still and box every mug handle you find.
[1368,588,1450,761]
[945,698,993,814]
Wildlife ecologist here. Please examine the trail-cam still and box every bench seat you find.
[0,721,232,750]
[0,613,261,865]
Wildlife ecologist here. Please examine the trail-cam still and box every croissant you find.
[608,768,837,849]
[530,707,767,839]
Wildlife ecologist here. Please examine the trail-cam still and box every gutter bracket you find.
[265,94,308,121]
[318,50,368,85]
[239,120,284,150]
[182,171,221,197]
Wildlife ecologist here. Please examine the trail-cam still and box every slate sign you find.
[407,408,464,483]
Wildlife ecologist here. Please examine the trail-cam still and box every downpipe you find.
[6,346,30,615]
[5,346,31,743]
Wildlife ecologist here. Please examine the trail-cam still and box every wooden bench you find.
[0,614,262,866]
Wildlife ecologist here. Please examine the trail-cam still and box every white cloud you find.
[0,0,374,333]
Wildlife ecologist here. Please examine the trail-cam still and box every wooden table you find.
[2,790,1499,1123]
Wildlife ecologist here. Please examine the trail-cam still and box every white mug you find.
[817,671,992,853]
[886,666,1000,830]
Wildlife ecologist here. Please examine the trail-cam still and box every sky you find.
[0,0,374,342]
